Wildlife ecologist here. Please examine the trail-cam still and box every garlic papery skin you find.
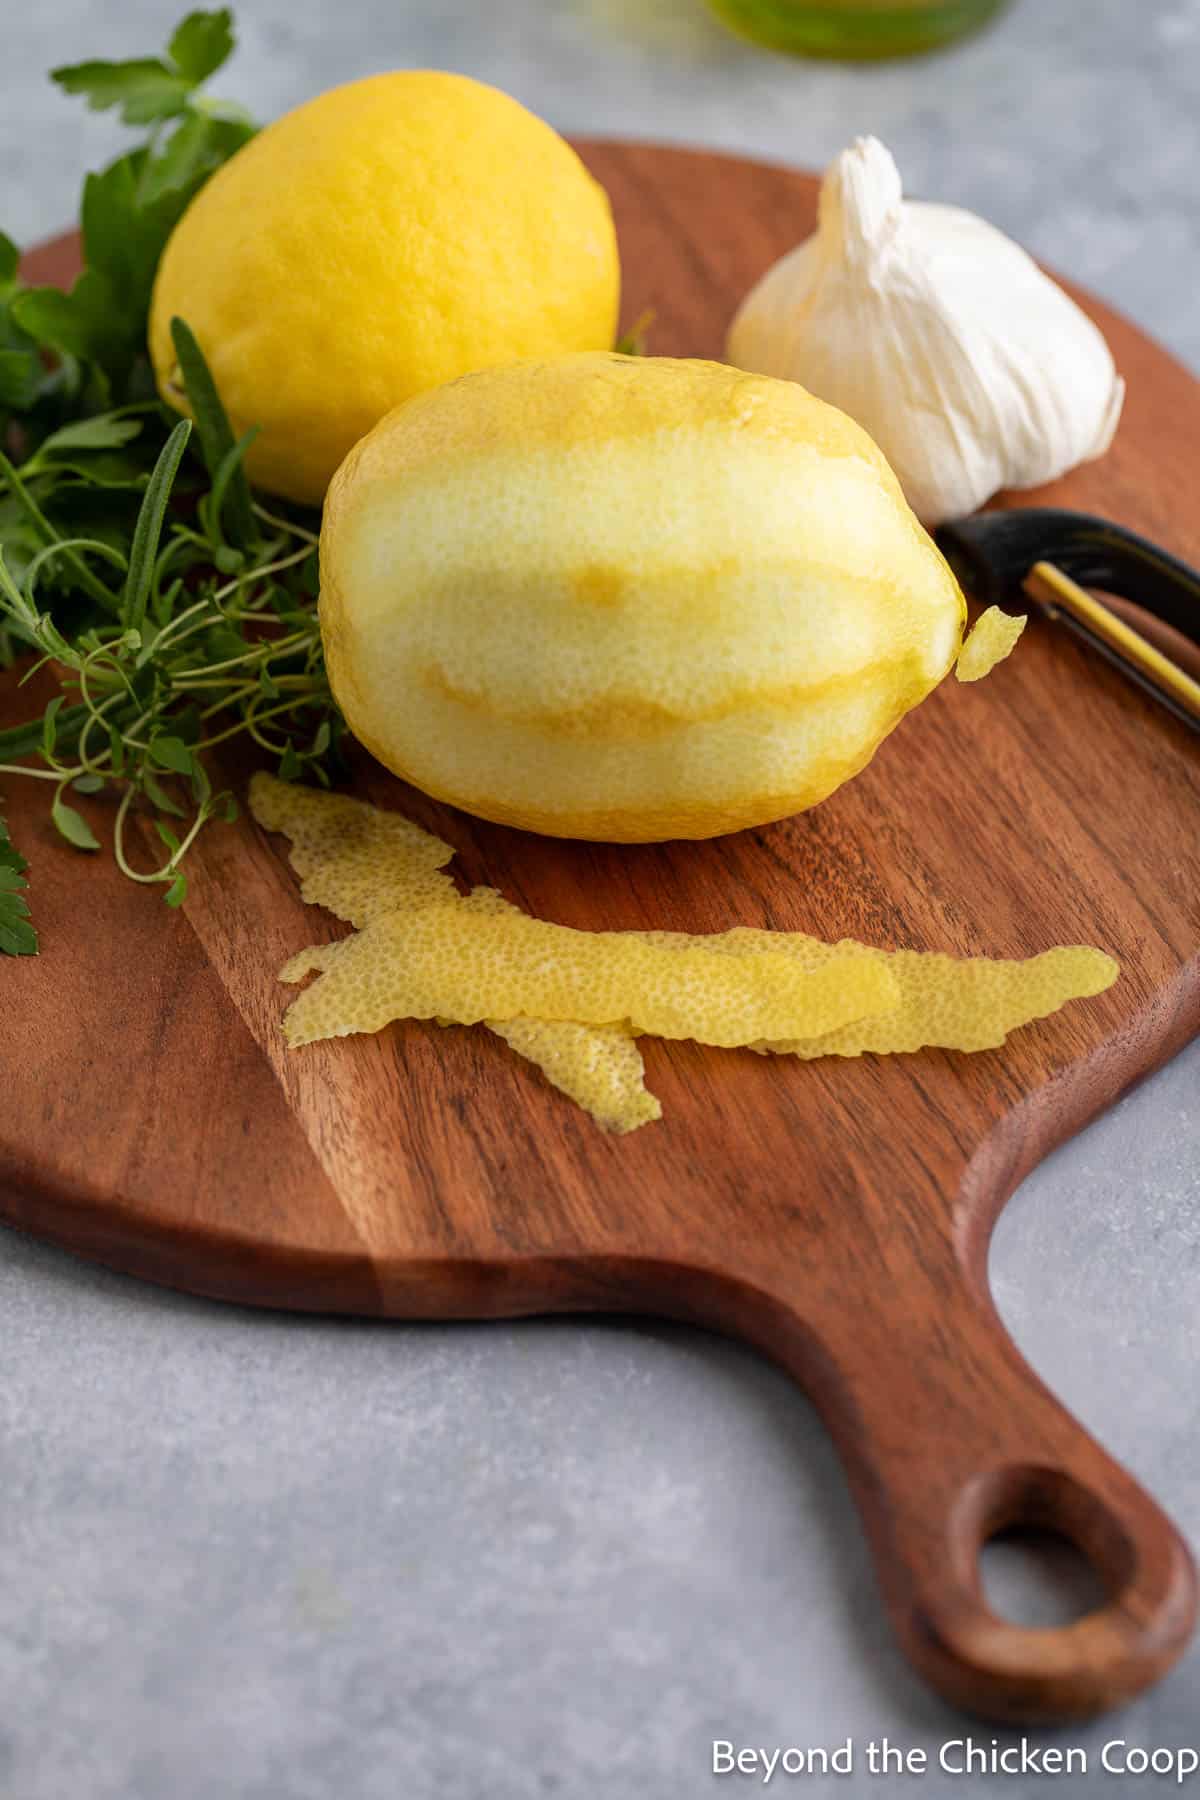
[726,136,1125,525]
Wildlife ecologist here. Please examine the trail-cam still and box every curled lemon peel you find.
[488,1019,663,1134]
[276,903,897,1050]
[252,778,1119,1134]
[251,773,660,1133]
[249,772,457,924]
[956,606,1027,682]
[456,887,662,1133]
[634,928,1116,1055]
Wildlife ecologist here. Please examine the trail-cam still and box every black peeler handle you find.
[935,509,1200,647]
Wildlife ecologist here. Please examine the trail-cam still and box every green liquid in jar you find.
[705,0,1009,58]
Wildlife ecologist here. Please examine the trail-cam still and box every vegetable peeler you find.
[936,509,1200,734]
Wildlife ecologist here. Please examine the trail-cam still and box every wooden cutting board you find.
[4,143,1199,1724]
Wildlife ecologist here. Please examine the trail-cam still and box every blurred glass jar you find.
[705,0,1009,57]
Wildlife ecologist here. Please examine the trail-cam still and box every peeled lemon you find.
[149,73,619,505]
[320,353,967,841]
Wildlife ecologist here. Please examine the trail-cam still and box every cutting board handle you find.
[733,1256,1198,1721]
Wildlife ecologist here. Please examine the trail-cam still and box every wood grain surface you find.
[4,144,1199,1722]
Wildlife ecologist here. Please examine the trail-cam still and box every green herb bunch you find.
[0,11,345,956]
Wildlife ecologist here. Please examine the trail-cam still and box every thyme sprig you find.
[0,329,341,948]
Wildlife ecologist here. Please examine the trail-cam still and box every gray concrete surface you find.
[2,1,1198,1795]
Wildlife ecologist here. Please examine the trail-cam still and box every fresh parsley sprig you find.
[0,11,344,955]
[0,8,253,436]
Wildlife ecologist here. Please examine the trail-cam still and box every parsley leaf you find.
[12,271,125,372]
[0,350,40,412]
[0,815,37,955]
[168,9,236,85]
[51,57,192,127]
[14,143,226,389]
[0,232,19,293]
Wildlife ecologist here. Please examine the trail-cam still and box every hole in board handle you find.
[981,1527,1109,1629]
[954,1462,1138,1630]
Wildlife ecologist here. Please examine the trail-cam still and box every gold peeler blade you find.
[1023,562,1200,732]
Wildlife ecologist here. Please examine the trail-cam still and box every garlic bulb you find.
[726,137,1125,524]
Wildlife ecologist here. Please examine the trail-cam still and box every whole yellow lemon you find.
[320,353,966,842]
[149,73,619,505]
